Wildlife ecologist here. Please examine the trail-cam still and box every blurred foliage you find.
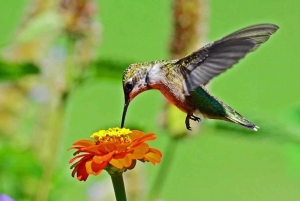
[0,138,42,200]
[0,60,39,81]
[0,0,102,201]
[84,58,133,80]
[285,106,300,128]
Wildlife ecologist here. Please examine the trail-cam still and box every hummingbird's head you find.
[121,62,151,128]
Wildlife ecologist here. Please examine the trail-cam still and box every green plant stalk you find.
[110,173,127,201]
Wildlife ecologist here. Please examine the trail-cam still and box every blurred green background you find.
[1,0,300,201]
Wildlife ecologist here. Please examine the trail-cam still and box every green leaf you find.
[0,60,39,81]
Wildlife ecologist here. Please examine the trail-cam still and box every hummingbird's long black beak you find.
[121,94,130,128]
[121,102,129,128]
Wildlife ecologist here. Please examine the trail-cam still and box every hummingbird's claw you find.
[185,114,201,130]
[185,115,191,130]
[190,115,201,122]
[185,114,192,130]
[186,124,192,131]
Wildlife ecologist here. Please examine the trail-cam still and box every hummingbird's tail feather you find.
[191,87,259,131]
[222,103,259,131]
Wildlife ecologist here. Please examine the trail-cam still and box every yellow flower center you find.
[91,127,132,144]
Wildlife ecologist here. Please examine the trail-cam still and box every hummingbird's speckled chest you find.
[147,62,195,114]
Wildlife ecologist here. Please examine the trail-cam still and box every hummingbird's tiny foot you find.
[185,114,192,131]
[190,115,201,122]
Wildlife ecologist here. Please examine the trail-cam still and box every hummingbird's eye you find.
[125,81,133,92]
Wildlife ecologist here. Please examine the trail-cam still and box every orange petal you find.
[86,160,106,175]
[95,144,110,153]
[81,145,103,154]
[149,148,162,157]
[119,154,132,168]
[129,130,145,140]
[71,162,79,177]
[131,143,149,159]
[144,149,162,165]
[72,140,95,147]
[109,158,124,169]
[85,160,94,174]
[110,154,132,169]
[93,152,114,163]
[101,142,117,152]
[116,144,130,152]
[76,160,90,181]
[137,133,156,143]
[131,134,156,148]
[85,161,95,175]
[113,151,129,159]
[69,153,92,164]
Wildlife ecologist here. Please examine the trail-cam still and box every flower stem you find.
[110,173,127,201]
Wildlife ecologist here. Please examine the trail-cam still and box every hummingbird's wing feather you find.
[176,23,279,95]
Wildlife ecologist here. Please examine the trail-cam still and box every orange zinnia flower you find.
[69,127,162,181]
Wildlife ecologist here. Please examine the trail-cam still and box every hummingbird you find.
[121,23,279,131]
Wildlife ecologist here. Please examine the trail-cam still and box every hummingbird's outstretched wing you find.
[175,23,279,95]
